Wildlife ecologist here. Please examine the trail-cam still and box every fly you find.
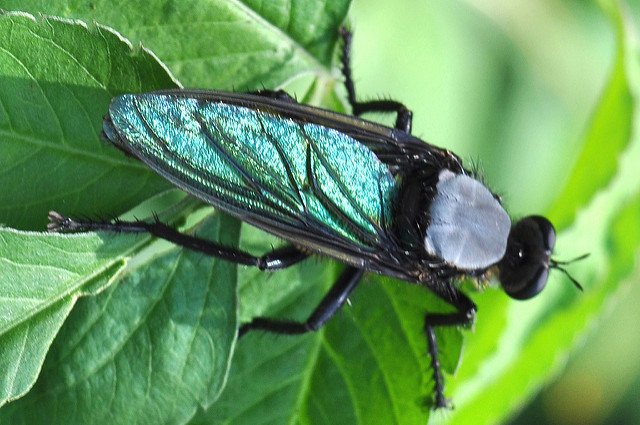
[47,28,584,408]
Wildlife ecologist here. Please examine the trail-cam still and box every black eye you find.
[499,216,556,300]
[529,215,556,251]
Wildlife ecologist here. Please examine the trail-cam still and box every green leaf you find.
[430,2,640,423]
[193,242,453,424]
[190,226,464,425]
[547,2,633,230]
[0,0,351,89]
[0,11,176,230]
[0,227,144,407]
[0,214,240,424]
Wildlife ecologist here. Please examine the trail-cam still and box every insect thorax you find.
[392,167,511,276]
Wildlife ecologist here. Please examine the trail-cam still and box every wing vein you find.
[304,140,379,247]
[303,126,388,245]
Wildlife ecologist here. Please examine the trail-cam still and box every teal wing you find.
[104,93,399,259]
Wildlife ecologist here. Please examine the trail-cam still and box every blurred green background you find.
[348,0,638,424]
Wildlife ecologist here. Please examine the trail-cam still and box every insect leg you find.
[339,27,413,134]
[47,211,308,271]
[239,266,364,336]
[423,286,477,408]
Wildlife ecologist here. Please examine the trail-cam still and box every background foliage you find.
[0,0,638,424]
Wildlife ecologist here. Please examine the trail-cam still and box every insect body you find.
[48,29,581,408]
[101,90,535,289]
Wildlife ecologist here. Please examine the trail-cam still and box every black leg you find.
[339,27,413,134]
[424,286,477,409]
[47,211,309,271]
[239,266,364,336]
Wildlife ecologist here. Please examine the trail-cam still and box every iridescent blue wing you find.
[150,90,464,176]
[104,92,401,270]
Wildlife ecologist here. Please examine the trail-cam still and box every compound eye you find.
[499,216,555,300]
[529,216,556,251]
[503,264,549,300]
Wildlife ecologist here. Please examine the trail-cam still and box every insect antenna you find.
[550,253,590,291]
